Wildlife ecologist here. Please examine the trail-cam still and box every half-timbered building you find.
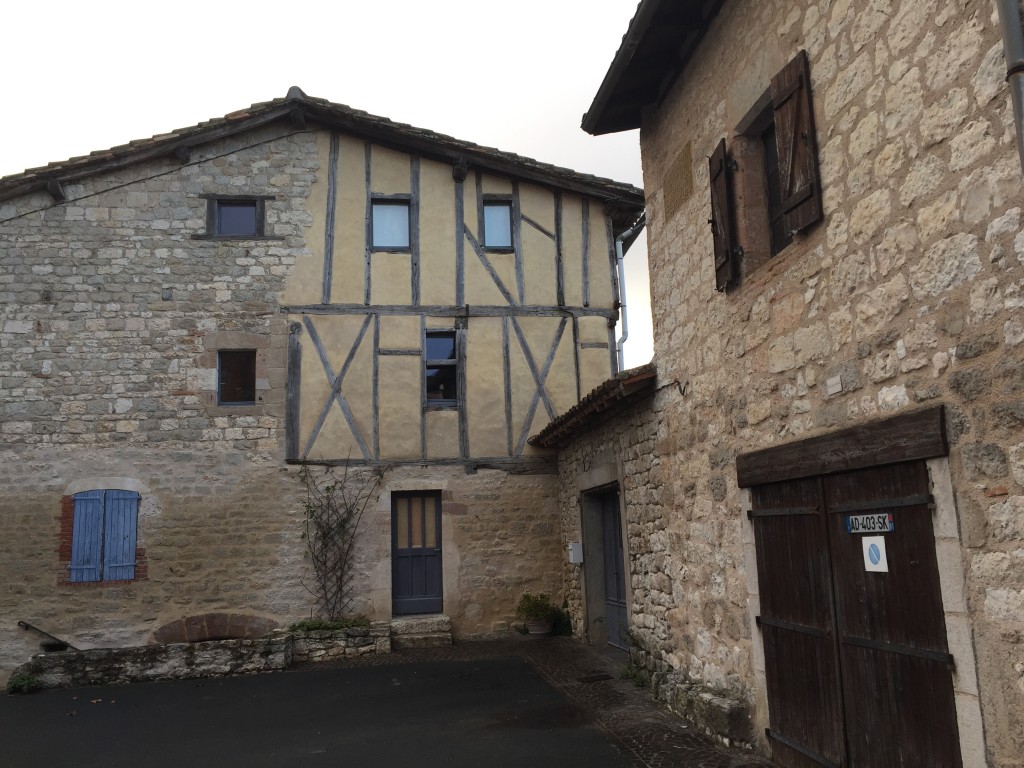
[0,88,644,680]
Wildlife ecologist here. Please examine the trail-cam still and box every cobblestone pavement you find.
[309,637,774,768]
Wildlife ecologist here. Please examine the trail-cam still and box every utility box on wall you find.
[567,542,584,564]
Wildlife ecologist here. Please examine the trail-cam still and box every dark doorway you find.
[392,492,443,615]
[582,486,629,649]
[751,460,962,768]
[601,492,629,650]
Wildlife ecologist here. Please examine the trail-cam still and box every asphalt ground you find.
[1,638,773,768]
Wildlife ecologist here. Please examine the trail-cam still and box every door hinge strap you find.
[765,729,840,768]
[747,505,819,519]
[829,494,933,514]
[841,634,955,670]
[757,615,830,639]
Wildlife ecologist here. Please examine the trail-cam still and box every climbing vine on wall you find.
[298,463,387,621]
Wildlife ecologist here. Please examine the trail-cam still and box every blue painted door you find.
[602,492,629,650]
[392,492,443,615]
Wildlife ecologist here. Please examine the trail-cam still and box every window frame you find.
[482,196,514,251]
[711,50,822,290]
[198,194,276,240]
[69,489,140,583]
[217,349,257,406]
[371,196,412,251]
[423,329,459,410]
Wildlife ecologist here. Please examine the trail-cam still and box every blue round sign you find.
[868,543,881,565]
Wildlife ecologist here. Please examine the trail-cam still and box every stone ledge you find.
[12,622,394,690]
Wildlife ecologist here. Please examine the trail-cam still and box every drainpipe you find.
[995,0,1024,174]
[614,213,647,372]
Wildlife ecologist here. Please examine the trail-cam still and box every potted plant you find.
[516,592,556,635]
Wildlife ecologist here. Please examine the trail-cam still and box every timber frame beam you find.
[736,405,949,487]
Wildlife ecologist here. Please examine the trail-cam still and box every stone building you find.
[0,88,644,681]
[538,1,1024,766]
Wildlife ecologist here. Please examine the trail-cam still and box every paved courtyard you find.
[2,638,772,768]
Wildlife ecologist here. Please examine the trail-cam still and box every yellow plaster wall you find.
[419,160,457,306]
[300,314,375,459]
[587,205,615,310]
[425,316,454,330]
[578,316,613,394]
[379,315,421,349]
[521,227,558,306]
[560,193,584,307]
[480,174,512,195]
[578,316,610,345]
[545,324,578,418]
[426,410,460,459]
[370,145,411,195]
[371,253,413,305]
[330,134,369,305]
[462,234,513,306]
[378,356,422,459]
[465,318,507,457]
[519,184,555,233]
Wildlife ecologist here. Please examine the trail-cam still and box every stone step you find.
[389,614,452,648]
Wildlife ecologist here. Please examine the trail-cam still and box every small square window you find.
[372,200,411,249]
[425,330,458,406]
[206,197,266,237]
[218,350,256,405]
[483,202,512,249]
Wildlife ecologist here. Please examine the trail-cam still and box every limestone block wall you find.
[628,0,1024,762]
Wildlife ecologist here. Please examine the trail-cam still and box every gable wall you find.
[0,122,581,680]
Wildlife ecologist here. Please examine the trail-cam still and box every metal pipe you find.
[614,213,647,371]
[995,0,1024,174]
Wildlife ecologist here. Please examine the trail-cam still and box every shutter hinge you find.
[726,157,739,171]
[755,615,762,629]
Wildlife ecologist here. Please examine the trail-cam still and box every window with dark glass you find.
[425,330,457,406]
[372,200,411,249]
[218,350,257,405]
[207,197,265,237]
[761,123,792,257]
[483,201,513,248]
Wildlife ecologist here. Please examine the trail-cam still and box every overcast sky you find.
[2,0,653,367]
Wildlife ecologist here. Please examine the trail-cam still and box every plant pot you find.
[525,619,553,635]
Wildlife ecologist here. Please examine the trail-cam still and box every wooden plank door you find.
[751,477,845,768]
[752,461,962,768]
[601,491,629,650]
[392,492,443,615]
[824,462,962,768]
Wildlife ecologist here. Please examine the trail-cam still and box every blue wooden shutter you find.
[103,490,139,580]
[70,491,104,582]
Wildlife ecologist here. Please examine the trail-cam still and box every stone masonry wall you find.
[628,0,1024,763]
[0,124,320,682]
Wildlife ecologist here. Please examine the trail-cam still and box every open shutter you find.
[103,490,139,581]
[708,138,738,291]
[70,491,104,582]
[771,49,822,235]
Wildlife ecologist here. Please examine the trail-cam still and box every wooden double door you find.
[751,461,962,768]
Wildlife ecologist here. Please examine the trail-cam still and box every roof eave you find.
[529,363,657,449]
[0,93,645,214]
[582,0,725,136]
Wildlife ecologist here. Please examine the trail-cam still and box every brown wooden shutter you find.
[771,49,823,235]
[708,138,738,291]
